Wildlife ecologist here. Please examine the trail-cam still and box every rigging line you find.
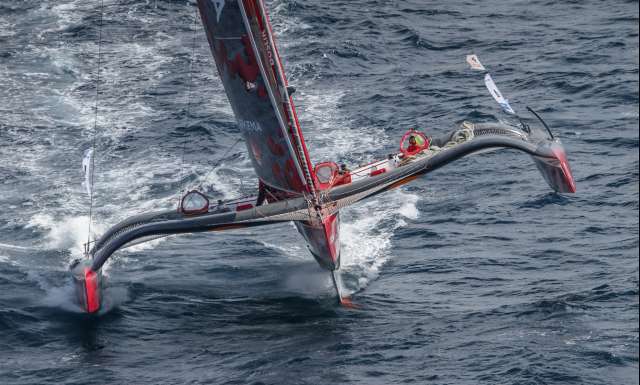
[215,137,243,162]
[178,5,199,202]
[87,0,105,252]
[199,137,242,193]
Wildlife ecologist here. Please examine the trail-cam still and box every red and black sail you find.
[197,0,315,196]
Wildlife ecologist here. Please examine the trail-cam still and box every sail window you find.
[316,165,334,184]
[314,162,339,189]
[181,190,209,215]
[400,130,430,157]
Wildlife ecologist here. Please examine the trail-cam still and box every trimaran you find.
[70,0,576,313]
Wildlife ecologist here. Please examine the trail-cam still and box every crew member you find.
[215,199,231,213]
[406,135,420,154]
[335,164,352,186]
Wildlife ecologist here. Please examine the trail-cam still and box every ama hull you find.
[295,212,340,271]
[532,141,576,194]
[70,258,102,313]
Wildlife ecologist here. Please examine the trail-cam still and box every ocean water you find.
[0,0,638,384]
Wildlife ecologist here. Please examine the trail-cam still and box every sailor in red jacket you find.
[406,135,421,154]
[334,164,352,186]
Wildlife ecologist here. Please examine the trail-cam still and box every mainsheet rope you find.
[193,136,245,199]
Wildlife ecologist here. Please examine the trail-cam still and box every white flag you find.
[82,149,94,197]
[484,73,516,115]
[466,54,486,71]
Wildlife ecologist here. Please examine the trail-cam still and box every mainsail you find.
[197,0,315,195]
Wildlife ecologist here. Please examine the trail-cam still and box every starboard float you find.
[70,1,576,313]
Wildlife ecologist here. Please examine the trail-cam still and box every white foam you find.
[398,192,420,220]
[26,214,105,260]
[25,210,168,275]
[338,189,418,294]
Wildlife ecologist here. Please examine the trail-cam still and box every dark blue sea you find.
[0,1,638,384]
